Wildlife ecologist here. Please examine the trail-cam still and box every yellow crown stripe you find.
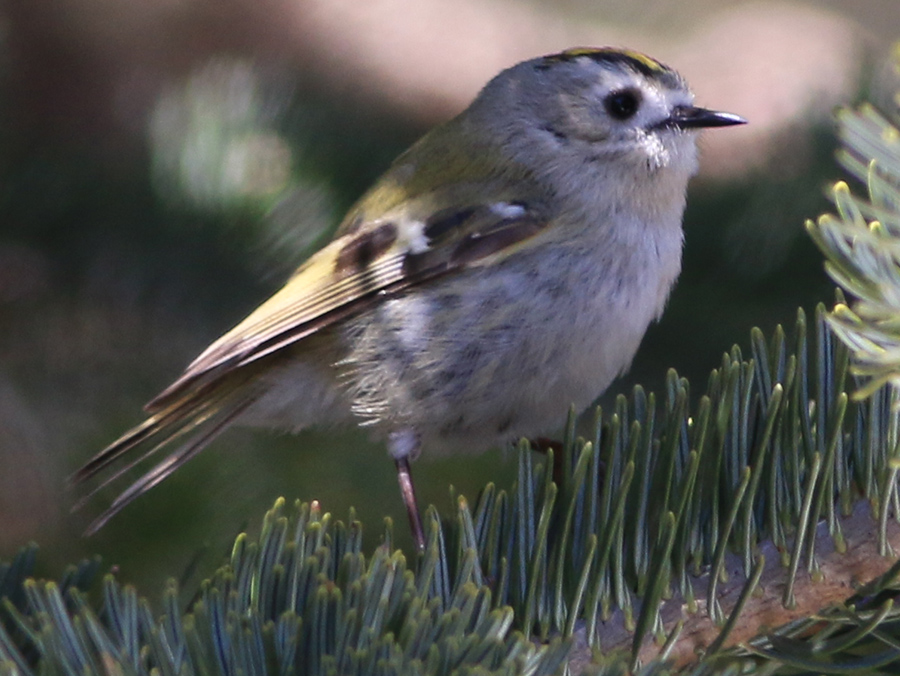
[546,47,670,75]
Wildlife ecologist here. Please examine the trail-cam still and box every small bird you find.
[74,48,745,549]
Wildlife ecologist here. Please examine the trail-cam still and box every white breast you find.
[338,206,684,454]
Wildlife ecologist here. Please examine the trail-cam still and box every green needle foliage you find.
[8,68,900,676]
[808,101,900,399]
[1,511,572,676]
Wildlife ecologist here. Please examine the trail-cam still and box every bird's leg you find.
[531,435,606,488]
[389,430,426,552]
[395,456,425,552]
[531,436,565,486]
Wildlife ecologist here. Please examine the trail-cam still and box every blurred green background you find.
[1,0,898,599]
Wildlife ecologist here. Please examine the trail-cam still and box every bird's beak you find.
[663,106,747,130]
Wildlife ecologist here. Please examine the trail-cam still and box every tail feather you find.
[71,396,227,512]
[72,371,262,534]
[72,398,217,486]
[81,395,256,535]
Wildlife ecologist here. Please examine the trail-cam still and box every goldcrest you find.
[74,48,745,548]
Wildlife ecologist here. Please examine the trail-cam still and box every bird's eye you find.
[604,89,641,120]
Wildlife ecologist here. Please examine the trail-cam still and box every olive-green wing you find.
[147,202,547,411]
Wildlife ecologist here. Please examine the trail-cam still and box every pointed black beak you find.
[661,106,747,130]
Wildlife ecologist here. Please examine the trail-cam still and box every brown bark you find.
[565,499,898,671]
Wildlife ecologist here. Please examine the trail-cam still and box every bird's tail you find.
[71,371,262,534]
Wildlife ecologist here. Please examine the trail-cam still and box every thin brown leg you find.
[532,436,565,486]
[531,436,606,487]
[395,456,426,552]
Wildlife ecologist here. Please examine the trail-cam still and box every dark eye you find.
[604,89,641,120]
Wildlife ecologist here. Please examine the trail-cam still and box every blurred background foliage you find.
[1,0,899,601]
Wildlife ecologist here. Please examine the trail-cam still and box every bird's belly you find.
[341,238,679,453]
